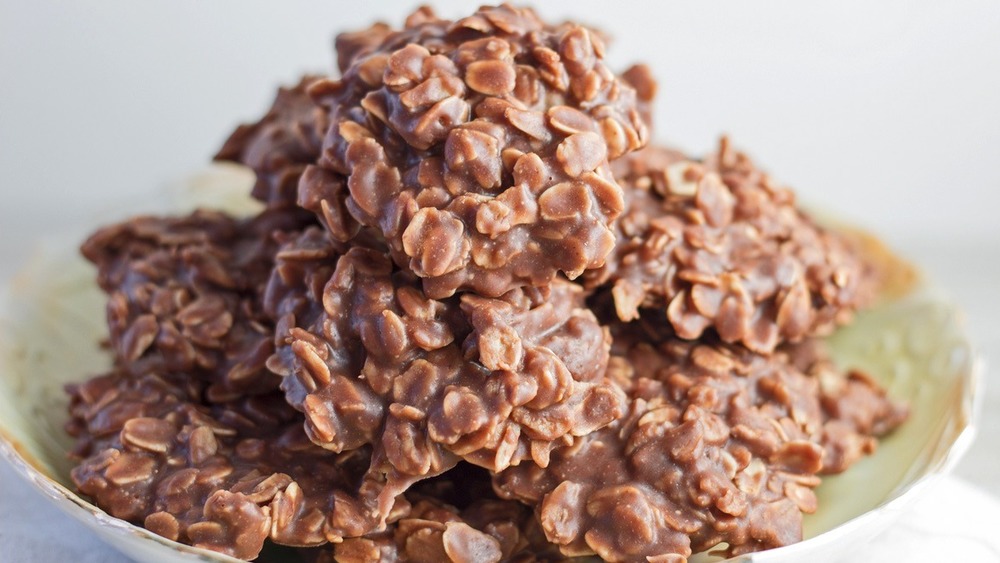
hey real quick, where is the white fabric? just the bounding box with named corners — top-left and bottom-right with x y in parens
top-left (1, 459), bottom-right (998, 562)
top-left (863, 477), bottom-right (1000, 562)
top-left (0, 459), bottom-right (131, 563)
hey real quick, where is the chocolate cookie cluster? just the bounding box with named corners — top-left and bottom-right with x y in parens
top-left (66, 4), bottom-right (905, 562)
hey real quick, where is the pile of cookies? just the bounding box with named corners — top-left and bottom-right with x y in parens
top-left (66, 5), bottom-right (906, 562)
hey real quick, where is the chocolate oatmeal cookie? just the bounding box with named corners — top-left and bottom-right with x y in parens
top-left (586, 140), bottom-right (875, 352)
top-left (300, 4), bottom-right (649, 298)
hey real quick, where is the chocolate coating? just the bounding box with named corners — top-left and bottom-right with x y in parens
top-left (215, 76), bottom-right (328, 209)
top-left (326, 465), bottom-right (567, 563)
top-left (303, 4), bottom-right (649, 298)
top-left (586, 140), bottom-right (875, 353)
top-left (493, 318), bottom-right (906, 561)
top-left (66, 371), bottom-right (381, 560)
top-left (264, 228), bottom-right (624, 530)
top-left (68, 362), bottom-right (571, 562)
top-left (81, 208), bottom-right (310, 401)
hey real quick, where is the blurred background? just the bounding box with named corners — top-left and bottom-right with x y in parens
top-left (3, 1), bottom-right (999, 245)
top-left (1, 0), bottom-right (998, 558)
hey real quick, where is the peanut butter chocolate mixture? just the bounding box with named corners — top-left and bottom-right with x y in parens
top-left (64, 4), bottom-right (908, 562)
top-left (67, 371), bottom-right (563, 562)
top-left (67, 372), bottom-right (377, 559)
top-left (324, 465), bottom-right (568, 563)
top-left (304, 4), bottom-right (649, 298)
top-left (330, 498), bottom-right (540, 563)
top-left (81, 208), bottom-right (310, 401)
top-left (264, 227), bottom-right (623, 528)
top-left (585, 141), bottom-right (874, 353)
top-left (493, 319), bottom-right (906, 561)
top-left (215, 76), bottom-right (329, 209)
